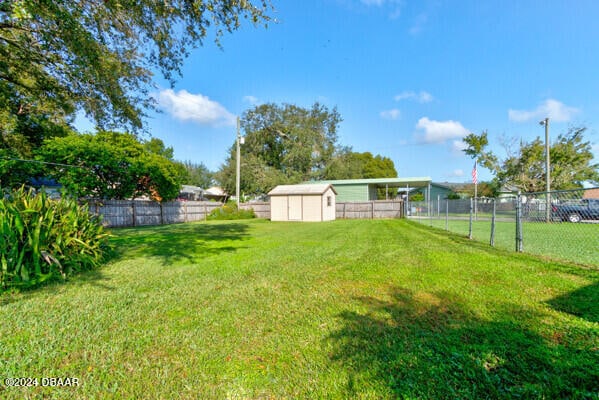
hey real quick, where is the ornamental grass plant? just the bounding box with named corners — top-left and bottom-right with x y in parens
top-left (0, 186), bottom-right (110, 290)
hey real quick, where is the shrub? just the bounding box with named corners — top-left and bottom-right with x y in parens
top-left (207, 201), bottom-right (256, 220)
top-left (0, 186), bottom-right (110, 290)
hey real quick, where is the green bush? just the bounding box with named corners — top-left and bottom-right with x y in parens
top-left (0, 186), bottom-right (110, 290)
top-left (207, 201), bottom-right (256, 220)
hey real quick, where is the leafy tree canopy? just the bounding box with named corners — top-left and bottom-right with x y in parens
top-left (216, 102), bottom-right (343, 195)
top-left (0, 0), bottom-right (272, 132)
top-left (181, 161), bottom-right (214, 188)
top-left (325, 149), bottom-right (397, 180)
top-left (40, 131), bottom-right (185, 201)
top-left (463, 127), bottom-right (599, 192)
top-left (144, 138), bottom-right (174, 161)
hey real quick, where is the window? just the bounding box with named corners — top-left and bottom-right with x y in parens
top-left (327, 196), bottom-right (332, 207)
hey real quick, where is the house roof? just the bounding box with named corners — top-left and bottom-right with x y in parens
top-left (181, 185), bottom-right (203, 193)
top-left (308, 177), bottom-right (432, 188)
top-left (204, 186), bottom-right (226, 196)
top-left (268, 183), bottom-right (337, 196)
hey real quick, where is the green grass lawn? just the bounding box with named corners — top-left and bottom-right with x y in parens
top-left (412, 217), bottom-right (599, 266)
top-left (1, 219), bottom-right (598, 399)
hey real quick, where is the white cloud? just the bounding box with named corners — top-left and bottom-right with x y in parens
top-left (158, 89), bottom-right (236, 126)
top-left (409, 12), bottom-right (429, 35)
top-left (394, 90), bottom-right (433, 103)
top-left (243, 95), bottom-right (261, 105)
top-left (380, 108), bottom-right (401, 120)
top-left (415, 117), bottom-right (469, 144)
top-left (508, 99), bottom-right (579, 123)
top-left (359, 0), bottom-right (404, 18)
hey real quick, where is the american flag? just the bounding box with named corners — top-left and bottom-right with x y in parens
top-left (471, 161), bottom-right (478, 185)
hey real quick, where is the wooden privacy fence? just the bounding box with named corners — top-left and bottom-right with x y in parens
top-left (243, 200), bottom-right (404, 220)
top-left (88, 199), bottom-right (405, 227)
top-left (88, 200), bottom-right (223, 227)
top-left (239, 202), bottom-right (270, 219)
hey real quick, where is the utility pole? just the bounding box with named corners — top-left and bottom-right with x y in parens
top-left (539, 117), bottom-right (550, 222)
top-left (235, 116), bottom-right (241, 210)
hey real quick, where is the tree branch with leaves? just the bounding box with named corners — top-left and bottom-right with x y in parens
top-left (0, 0), bottom-right (272, 132)
top-left (462, 127), bottom-right (598, 192)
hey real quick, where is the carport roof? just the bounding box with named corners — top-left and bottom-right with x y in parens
top-left (268, 184), bottom-right (337, 196)
top-left (309, 177), bottom-right (432, 188)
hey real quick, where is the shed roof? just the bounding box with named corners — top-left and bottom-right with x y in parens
top-left (268, 183), bottom-right (337, 196)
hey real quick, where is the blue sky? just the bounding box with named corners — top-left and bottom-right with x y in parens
top-left (111, 0), bottom-right (599, 183)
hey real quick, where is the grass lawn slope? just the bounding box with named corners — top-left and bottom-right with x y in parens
top-left (1, 219), bottom-right (597, 399)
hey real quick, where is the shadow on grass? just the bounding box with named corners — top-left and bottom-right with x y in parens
top-left (1, 268), bottom-right (114, 306)
top-left (108, 221), bottom-right (251, 266)
top-left (67, 267), bottom-right (114, 291)
top-left (327, 287), bottom-right (598, 399)
top-left (547, 282), bottom-right (599, 323)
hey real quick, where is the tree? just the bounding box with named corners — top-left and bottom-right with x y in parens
top-left (323, 147), bottom-right (364, 180)
top-left (144, 138), bottom-right (174, 160)
top-left (324, 150), bottom-right (397, 179)
top-left (40, 131), bottom-right (184, 201)
top-left (1, 1), bottom-right (271, 189)
top-left (0, 0), bottom-right (272, 132)
top-left (462, 130), bottom-right (498, 171)
top-left (463, 127), bottom-right (599, 192)
top-left (216, 102), bottom-right (343, 195)
top-left (0, 80), bottom-right (72, 188)
top-left (181, 161), bottom-right (214, 188)
top-left (547, 128), bottom-right (599, 189)
top-left (449, 182), bottom-right (498, 198)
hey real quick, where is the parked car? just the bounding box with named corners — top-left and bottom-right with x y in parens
top-left (552, 198), bottom-right (599, 222)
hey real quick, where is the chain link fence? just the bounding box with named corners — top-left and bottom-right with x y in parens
top-left (408, 187), bottom-right (599, 267)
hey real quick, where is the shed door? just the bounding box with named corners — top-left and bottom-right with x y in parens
top-left (288, 195), bottom-right (302, 220)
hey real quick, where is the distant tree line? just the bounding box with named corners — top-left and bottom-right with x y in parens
top-left (463, 128), bottom-right (598, 193)
top-left (216, 102), bottom-right (398, 197)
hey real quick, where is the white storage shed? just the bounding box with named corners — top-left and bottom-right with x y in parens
top-left (268, 184), bottom-right (337, 222)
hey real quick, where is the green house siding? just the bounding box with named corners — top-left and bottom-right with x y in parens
top-left (428, 185), bottom-right (453, 200)
top-left (333, 184), bottom-right (369, 202)
top-left (412, 183), bottom-right (454, 201)
top-left (306, 177), bottom-right (432, 202)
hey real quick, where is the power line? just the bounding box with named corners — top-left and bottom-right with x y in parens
top-left (0, 157), bottom-right (88, 169)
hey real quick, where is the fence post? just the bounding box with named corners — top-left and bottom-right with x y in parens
top-left (468, 198), bottom-right (473, 239)
top-left (204, 204), bottom-right (207, 221)
top-left (515, 192), bottom-right (523, 252)
top-left (445, 199), bottom-right (449, 231)
top-left (490, 198), bottom-right (496, 247)
top-left (132, 200), bottom-right (136, 227)
top-left (371, 201), bottom-right (374, 219)
top-left (160, 202), bottom-right (164, 225)
top-left (429, 199), bottom-right (433, 227)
